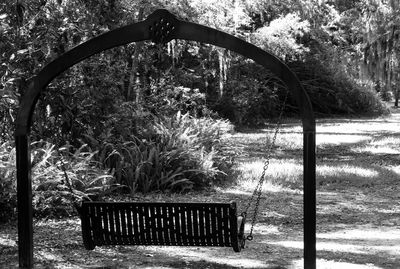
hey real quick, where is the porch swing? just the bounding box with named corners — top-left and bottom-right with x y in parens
top-left (69, 91), bottom-right (288, 252)
top-left (15, 9), bottom-right (316, 269)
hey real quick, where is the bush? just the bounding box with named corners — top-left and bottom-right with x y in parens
top-left (144, 82), bottom-right (213, 118)
top-left (211, 61), bottom-right (287, 127)
top-left (289, 59), bottom-right (388, 116)
top-left (89, 112), bottom-right (235, 193)
top-left (0, 140), bottom-right (117, 220)
top-left (31, 141), bottom-right (116, 217)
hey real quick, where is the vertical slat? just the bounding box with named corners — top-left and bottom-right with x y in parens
top-left (157, 205), bottom-right (165, 245)
top-left (108, 204), bottom-right (115, 244)
top-left (217, 206), bottom-right (224, 246)
top-left (114, 206), bottom-right (122, 244)
top-left (88, 205), bottom-right (94, 242)
top-left (137, 205), bottom-right (146, 244)
top-left (131, 205), bottom-right (139, 244)
top-left (186, 206), bottom-right (193, 245)
top-left (198, 206), bottom-right (206, 245)
top-left (211, 206), bottom-right (218, 246)
top-left (166, 205), bottom-right (174, 245)
top-left (192, 207), bottom-right (199, 245)
top-left (120, 206), bottom-right (129, 245)
top-left (101, 205), bottom-right (110, 245)
top-left (223, 205), bottom-right (230, 245)
top-left (134, 205), bottom-right (141, 243)
top-left (149, 205), bottom-right (157, 244)
top-left (204, 205), bottom-right (212, 246)
top-left (175, 206), bottom-right (183, 245)
top-left (94, 204), bottom-right (103, 245)
top-left (144, 206), bottom-right (152, 244)
top-left (125, 205), bottom-right (133, 244)
top-left (180, 206), bottom-right (187, 245)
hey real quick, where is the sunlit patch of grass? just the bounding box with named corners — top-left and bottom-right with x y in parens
top-left (234, 157), bottom-right (382, 192)
top-left (318, 227), bottom-right (400, 241)
top-left (274, 132), bottom-right (302, 150)
top-left (317, 164), bottom-right (378, 179)
top-left (0, 233), bottom-right (17, 247)
top-left (234, 158), bottom-right (303, 192)
top-left (389, 166), bottom-right (400, 176)
top-left (353, 136), bottom-right (400, 154)
top-left (370, 136), bottom-right (400, 146)
top-left (289, 258), bottom-right (385, 269)
top-left (250, 223), bottom-right (283, 236)
top-left (356, 146), bottom-right (400, 154)
top-left (317, 134), bottom-right (371, 146)
top-left (153, 246), bottom-right (268, 268)
top-left (230, 129), bottom-right (303, 151)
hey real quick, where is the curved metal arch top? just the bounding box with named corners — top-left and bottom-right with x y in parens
top-left (15, 9), bottom-right (316, 269)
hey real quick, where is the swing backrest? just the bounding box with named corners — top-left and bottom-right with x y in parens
top-left (79, 201), bottom-right (246, 252)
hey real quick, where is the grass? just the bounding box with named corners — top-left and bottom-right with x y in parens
top-left (231, 112), bottom-right (400, 193)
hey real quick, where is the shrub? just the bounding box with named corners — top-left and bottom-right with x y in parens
top-left (90, 112), bottom-right (235, 193)
top-left (0, 140), bottom-right (117, 220)
top-left (144, 83), bottom-right (212, 118)
top-left (289, 59), bottom-right (388, 116)
top-left (211, 61), bottom-right (287, 127)
top-left (31, 141), bottom-right (116, 217)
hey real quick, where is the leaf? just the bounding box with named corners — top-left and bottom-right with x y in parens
top-left (17, 49), bottom-right (29, 55)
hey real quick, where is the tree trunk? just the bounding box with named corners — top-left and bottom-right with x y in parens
top-left (218, 49), bottom-right (228, 98)
top-left (168, 40), bottom-right (176, 69)
top-left (128, 7), bottom-right (144, 103)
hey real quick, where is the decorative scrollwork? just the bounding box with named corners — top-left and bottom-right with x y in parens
top-left (147, 9), bottom-right (178, 44)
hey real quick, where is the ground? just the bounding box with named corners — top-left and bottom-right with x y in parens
top-left (1, 108), bottom-right (400, 269)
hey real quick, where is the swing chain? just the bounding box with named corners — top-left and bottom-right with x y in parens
top-left (243, 89), bottom-right (288, 241)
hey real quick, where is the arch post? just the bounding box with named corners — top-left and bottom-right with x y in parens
top-left (304, 130), bottom-right (316, 268)
top-left (16, 132), bottom-right (33, 268)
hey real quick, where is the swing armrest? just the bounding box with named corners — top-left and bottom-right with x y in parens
top-left (237, 214), bottom-right (246, 249)
top-left (231, 210), bottom-right (246, 252)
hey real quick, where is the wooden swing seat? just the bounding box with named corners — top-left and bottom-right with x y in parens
top-left (79, 201), bottom-right (246, 252)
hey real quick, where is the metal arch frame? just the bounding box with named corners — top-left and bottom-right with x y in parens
top-left (15, 9), bottom-right (316, 269)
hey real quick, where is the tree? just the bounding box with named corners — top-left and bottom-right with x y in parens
top-left (361, 0), bottom-right (400, 106)
top-left (253, 13), bottom-right (311, 61)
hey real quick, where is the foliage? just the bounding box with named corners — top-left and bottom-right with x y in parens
top-left (360, 0), bottom-right (400, 105)
top-left (253, 13), bottom-right (311, 61)
top-left (212, 60), bottom-right (287, 126)
top-left (33, 142), bottom-right (117, 218)
top-left (144, 81), bottom-right (211, 118)
top-left (0, 140), bottom-right (116, 221)
top-left (85, 112), bottom-right (235, 193)
top-left (290, 58), bottom-right (388, 116)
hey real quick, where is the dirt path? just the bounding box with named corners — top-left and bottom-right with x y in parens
top-left (1, 110), bottom-right (400, 268)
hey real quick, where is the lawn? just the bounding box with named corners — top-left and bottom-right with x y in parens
top-left (1, 110), bottom-right (399, 268)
